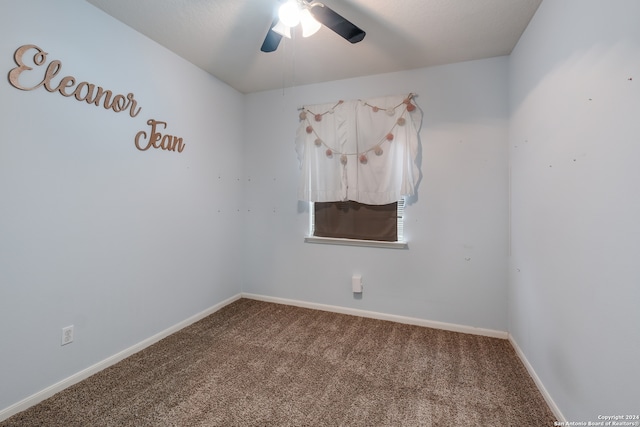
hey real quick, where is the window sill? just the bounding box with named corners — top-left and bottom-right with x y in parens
top-left (304, 236), bottom-right (408, 249)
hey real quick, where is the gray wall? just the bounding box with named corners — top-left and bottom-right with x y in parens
top-left (0, 0), bottom-right (245, 411)
top-left (508, 0), bottom-right (640, 420)
top-left (243, 57), bottom-right (510, 332)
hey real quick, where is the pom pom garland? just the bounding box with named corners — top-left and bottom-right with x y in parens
top-left (302, 94), bottom-right (416, 167)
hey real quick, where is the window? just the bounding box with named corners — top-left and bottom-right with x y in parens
top-left (306, 199), bottom-right (407, 248)
top-left (296, 94), bottom-right (418, 249)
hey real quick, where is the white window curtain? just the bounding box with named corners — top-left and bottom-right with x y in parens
top-left (295, 94), bottom-right (420, 205)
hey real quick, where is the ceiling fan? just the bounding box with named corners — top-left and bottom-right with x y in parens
top-left (261, 0), bottom-right (366, 52)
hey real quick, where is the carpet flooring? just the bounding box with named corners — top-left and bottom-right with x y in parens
top-left (1, 298), bottom-right (556, 426)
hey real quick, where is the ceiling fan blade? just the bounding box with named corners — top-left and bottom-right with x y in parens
top-left (309, 3), bottom-right (365, 44)
top-left (261, 18), bottom-right (283, 52)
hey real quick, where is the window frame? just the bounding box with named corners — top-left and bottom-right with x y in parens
top-left (304, 199), bottom-right (408, 249)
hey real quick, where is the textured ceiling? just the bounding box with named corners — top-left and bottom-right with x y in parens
top-left (85, 0), bottom-right (542, 94)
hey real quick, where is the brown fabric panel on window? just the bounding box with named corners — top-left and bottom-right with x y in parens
top-left (314, 201), bottom-right (397, 242)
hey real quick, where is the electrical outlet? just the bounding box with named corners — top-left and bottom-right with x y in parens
top-left (61, 325), bottom-right (74, 346)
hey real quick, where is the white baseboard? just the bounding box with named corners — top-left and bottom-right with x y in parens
top-left (246, 293), bottom-right (567, 418)
top-left (0, 293), bottom-right (242, 422)
top-left (2, 293), bottom-right (527, 422)
top-left (508, 334), bottom-right (566, 423)
top-left (242, 293), bottom-right (508, 339)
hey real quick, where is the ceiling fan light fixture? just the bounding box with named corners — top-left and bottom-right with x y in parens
top-left (272, 20), bottom-right (292, 39)
top-left (261, 0), bottom-right (365, 52)
top-left (300, 8), bottom-right (321, 37)
top-left (278, 0), bottom-right (301, 28)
